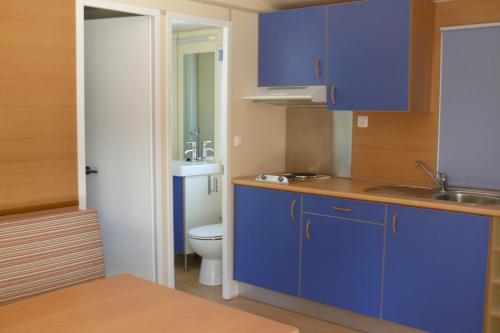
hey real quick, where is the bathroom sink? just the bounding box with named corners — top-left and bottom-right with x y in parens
top-left (172, 160), bottom-right (220, 177)
top-left (430, 191), bottom-right (500, 206)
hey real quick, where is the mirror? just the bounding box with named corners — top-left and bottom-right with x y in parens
top-left (183, 53), bottom-right (215, 157)
top-left (173, 27), bottom-right (222, 161)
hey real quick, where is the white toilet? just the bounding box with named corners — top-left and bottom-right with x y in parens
top-left (187, 223), bottom-right (223, 286)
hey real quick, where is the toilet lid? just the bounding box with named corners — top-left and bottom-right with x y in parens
top-left (188, 223), bottom-right (223, 240)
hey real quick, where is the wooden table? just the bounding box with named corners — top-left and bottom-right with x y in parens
top-left (0, 274), bottom-right (299, 333)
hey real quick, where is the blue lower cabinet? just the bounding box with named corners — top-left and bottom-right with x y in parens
top-left (173, 176), bottom-right (184, 254)
top-left (300, 214), bottom-right (384, 318)
top-left (383, 206), bottom-right (490, 333)
top-left (234, 186), bottom-right (301, 296)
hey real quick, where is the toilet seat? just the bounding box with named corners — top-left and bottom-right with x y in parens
top-left (188, 223), bottom-right (223, 241)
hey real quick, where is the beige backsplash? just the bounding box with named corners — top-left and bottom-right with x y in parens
top-left (285, 108), bottom-right (334, 175)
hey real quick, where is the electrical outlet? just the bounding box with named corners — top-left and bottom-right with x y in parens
top-left (357, 116), bottom-right (368, 128)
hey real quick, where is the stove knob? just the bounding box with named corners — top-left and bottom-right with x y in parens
top-left (261, 175), bottom-right (267, 180)
top-left (278, 176), bottom-right (284, 183)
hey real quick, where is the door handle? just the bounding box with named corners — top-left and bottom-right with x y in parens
top-left (392, 213), bottom-right (398, 236)
top-left (330, 84), bottom-right (336, 104)
top-left (290, 200), bottom-right (297, 221)
top-left (86, 166), bottom-right (98, 175)
top-left (306, 220), bottom-right (312, 240)
top-left (315, 59), bottom-right (321, 80)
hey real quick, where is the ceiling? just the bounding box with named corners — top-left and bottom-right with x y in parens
top-left (265, 0), bottom-right (352, 10)
top-left (191, 0), bottom-right (357, 12)
top-left (192, 0), bottom-right (445, 12)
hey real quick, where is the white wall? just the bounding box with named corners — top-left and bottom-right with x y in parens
top-left (230, 9), bottom-right (286, 177)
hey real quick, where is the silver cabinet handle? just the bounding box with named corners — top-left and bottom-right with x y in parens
top-left (290, 200), bottom-right (297, 221)
top-left (392, 213), bottom-right (398, 236)
top-left (332, 206), bottom-right (352, 213)
top-left (306, 220), bottom-right (312, 240)
top-left (315, 59), bottom-right (321, 80)
top-left (330, 84), bottom-right (336, 104)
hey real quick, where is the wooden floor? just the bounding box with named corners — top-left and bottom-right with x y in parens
top-left (175, 255), bottom-right (361, 333)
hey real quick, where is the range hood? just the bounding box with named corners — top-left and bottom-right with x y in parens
top-left (242, 86), bottom-right (326, 107)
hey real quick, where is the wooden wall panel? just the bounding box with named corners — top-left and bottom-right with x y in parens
top-left (352, 0), bottom-right (500, 185)
top-left (408, 0), bottom-right (435, 114)
top-left (0, 1), bottom-right (78, 214)
top-left (351, 111), bottom-right (438, 185)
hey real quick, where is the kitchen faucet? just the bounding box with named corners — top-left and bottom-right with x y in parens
top-left (416, 160), bottom-right (448, 192)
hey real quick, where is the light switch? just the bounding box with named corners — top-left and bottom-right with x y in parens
top-left (233, 136), bottom-right (243, 148)
top-left (357, 116), bottom-right (368, 128)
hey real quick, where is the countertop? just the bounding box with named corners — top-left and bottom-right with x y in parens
top-left (232, 176), bottom-right (500, 217)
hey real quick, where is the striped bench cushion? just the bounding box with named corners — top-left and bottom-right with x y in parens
top-left (0, 210), bottom-right (105, 305)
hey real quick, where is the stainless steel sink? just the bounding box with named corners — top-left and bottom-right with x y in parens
top-left (365, 185), bottom-right (500, 206)
top-left (430, 191), bottom-right (500, 205)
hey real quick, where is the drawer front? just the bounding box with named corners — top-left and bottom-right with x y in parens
top-left (303, 195), bottom-right (385, 224)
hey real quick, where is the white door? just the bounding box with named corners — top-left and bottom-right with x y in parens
top-left (84, 16), bottom-right (157, 281)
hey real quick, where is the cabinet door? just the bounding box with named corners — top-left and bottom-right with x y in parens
top-left (259, 6), bottom-right (326, 87)
top-left (384, 206), bottom-right (490, 333)
top-left (234, 186), bottom-right (301, 296)
top-left (327, 0), bottom-right (410, 111)
top-left (301, 214), bottom-right (384, 318)
top-left (173, 176), bottom-right (184, 254)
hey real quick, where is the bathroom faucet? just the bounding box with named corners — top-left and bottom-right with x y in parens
top-left (416, 160), bottom-right (448, 192)
top-left (185, 141), bottom-right (198, 161)
top-left (202, 141), bottom-right (214, 160)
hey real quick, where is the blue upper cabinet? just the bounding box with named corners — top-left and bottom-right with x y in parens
top-left (327, 0), bottom-right (411, 111)
top-left (259, 6), bottom-right (326, 87)
top-left (234, 186), bottom-right (301, 296)
top-left (383, 206), bottom-right (490, 333)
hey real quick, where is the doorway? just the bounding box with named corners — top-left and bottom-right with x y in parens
top-left (76, 1), bottom-right (163, 283)
top-left (166, 14), bottom-right (232, 299)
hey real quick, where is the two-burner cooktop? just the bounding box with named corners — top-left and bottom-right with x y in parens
top-left (255, 172), bottom-right (330, 184)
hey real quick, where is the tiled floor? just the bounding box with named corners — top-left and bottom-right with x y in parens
top-left (174, 255), bottom-right (361, 333)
